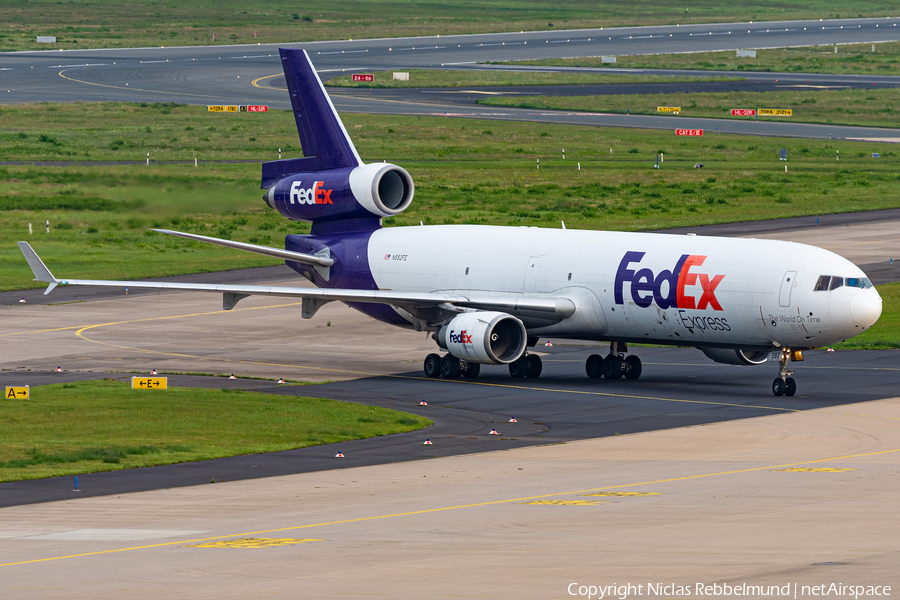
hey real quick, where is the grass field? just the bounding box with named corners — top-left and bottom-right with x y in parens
top-left (326, 70), bottom-right (741, 88)
top-left (0, 379), bottom-right (431, 482)
top-left (3, 104), bottom-right (900, 293)
top-left (512, 42), bottom-right (900, 77)
top-left (478, 86), bottom-right (900, 128)
top-left (1, 1), bottom-right (895, 52)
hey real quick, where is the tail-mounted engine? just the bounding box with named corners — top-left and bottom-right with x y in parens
top-left (438, 312), bottom-right (527, 365)
top-left (262, 162), bottom-right (414, 224)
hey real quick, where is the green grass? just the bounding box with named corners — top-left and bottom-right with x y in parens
top-left (0, 379), bottom-right (431, 482)
top-left (834, 282), bottom-right (900, 350)
top-left (1, 1), bottom-right (895, 52)
top-left (477, 87), bottom-right (900, 128)
top-left (511, 42), bottom-right (900, 77)
top-left (326, 69), bottom-right (742, 88)
top-left (4, 105), bottom-right (900, 295)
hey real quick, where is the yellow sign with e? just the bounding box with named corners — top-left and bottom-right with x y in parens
top-left (657, 106), bottom-right (681, 114)
top-left (5, 386), bottom-right (29, 399)
top-left (131, 377), bottom-right (167, 390)
top-left (759, 108), bottom-right (792, 116)
top-left (207, 105), bottom-right (239, 112)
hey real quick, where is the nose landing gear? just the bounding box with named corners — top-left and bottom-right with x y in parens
top-left (772, 348), bottom-right (797, 397)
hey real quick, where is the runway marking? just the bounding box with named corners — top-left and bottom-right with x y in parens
top-left (184, 537), bottom-right (321, 549)
top-left (0, 324), bottom-right (87, 338)
top-left (578, 492), bottom-right (662, 497)
top-left (251, 73), bottom-right (284, 90)
top-left (2, 446), bottom-right (896, 568)
top-left (517, 500), bottom-right (610, 505)
top-left (773, 467), bottom-right (856, 472)
top-left (56, 69), bottom-right (241, 101)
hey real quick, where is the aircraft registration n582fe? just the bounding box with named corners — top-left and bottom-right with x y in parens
top-left (19, 49), bottom-right (882, 397)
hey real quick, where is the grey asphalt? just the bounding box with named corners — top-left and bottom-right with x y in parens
top-left (2, 344), bottom-right (897, 508)
top-left (4, 18), bottom-right (900, 140)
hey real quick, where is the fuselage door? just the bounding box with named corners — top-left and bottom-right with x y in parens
top-left (779, 270), bottom-right (797, 307)
top-left (524, 256), bottom-right (541, 293)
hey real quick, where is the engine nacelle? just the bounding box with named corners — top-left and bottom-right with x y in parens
top-left (438, 311), bottom-right (527, 365)
top-left (263, 162), bottom-right (414, 224)
top-left (700, 347), bottom-right (770, 365)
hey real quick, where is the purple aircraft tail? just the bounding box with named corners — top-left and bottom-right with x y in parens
top-left (260, 49), bottom-right (413, 232)
top-left (260, 49), bottom-right (363, 189)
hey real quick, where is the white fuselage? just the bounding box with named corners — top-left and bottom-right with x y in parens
top-left (366, 225), bottom-right (882, 349)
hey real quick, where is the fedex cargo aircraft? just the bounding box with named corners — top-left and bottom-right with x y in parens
top-left (19, 49), bottom-right (882, 396)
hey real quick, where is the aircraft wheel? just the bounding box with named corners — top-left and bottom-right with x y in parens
top-left (602, 356), bottom-right (624, 379)
top-left (784, 377), bottom-right (797, 397)
top-left (772, 378), bottom-right (785, 397)
top-left (441, 355), bottom-right (461, 379)
top-left (525, 354), bottom-right (543, 379)
top-left (509, 356), bottom-right (528, 378)
top-left (623, 355), bottom-right (642, 380)
top-left (424, 353), bottom-right (442, 378)
top-left (462, 362), bottom-right (480, 379)
top-left (585, 354), bottom-right (604, 379)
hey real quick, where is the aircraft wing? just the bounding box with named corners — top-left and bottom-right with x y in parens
top-left (17, 241), bottom-right (575, 323)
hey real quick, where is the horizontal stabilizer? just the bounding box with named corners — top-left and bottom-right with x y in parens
top-left (152, 229), bottom-right (333, 267)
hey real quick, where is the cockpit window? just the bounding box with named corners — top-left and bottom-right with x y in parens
top-left (815, 276), bottom-right (873, 291)
top-left (846, 278), bottom-right (873, 289)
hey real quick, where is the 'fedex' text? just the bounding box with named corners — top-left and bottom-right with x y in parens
top-left (289, 181), bottom-right (333, 205)
top-left (615, 252), bottom-right (725, 311)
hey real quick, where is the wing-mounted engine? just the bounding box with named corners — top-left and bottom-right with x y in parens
top-left (437, 311), bottom-right (527, 365)
top-left (260, 48), bottom-right (414, 228)
top-left (700, 347), bottom-right (769, 365)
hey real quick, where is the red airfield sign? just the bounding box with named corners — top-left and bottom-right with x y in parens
top-left (676, 129), bottom-right (703, 136)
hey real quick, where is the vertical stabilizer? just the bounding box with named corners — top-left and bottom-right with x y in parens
top-left (284, 49), bottom-right (361, 165)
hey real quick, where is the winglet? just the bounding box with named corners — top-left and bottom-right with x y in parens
top-left (17, 242), bottom-right (59, 295)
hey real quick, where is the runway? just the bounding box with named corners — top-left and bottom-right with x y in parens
top-left (4, 18), bottom-right (900, 140)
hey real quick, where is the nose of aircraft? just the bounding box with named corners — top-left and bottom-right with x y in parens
top-left (850, 289), bottom-right (883, 329)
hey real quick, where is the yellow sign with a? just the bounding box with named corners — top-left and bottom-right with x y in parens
top-left (207, 105), bottom-right (239, 112)
top-left (131, 377), bottom-right (167, 390)
top-left (759, 108), bottom-right (792, 116)
top-left (657, 106), bottom-right (681, 114)
top-left (5, 386), bottom-right (29, 400)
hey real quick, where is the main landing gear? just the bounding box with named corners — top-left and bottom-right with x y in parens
top-left (423, 353), bottom-right (480, 379)
top-left (771, 348), bottom-right (797, 397)
top-left (508, 353), bottom-right (542, 379)
top-left (585, 342), bottom-right (642, 381)
top-left (422, 353), bottom-right (543, 379)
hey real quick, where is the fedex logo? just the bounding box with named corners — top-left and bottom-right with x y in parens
top-left (289, 181), bottom-right (333, 205)
top-left (449, 330), bottom-right (473, 345)
top-left (614, 251), bottom-right (725, 311)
